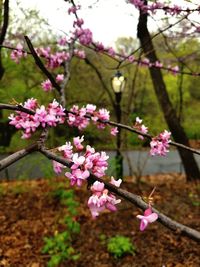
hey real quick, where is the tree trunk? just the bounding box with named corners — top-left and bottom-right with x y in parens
top-left (137, 1), bottom-right (200, 181)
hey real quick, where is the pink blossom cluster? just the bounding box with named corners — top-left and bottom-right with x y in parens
top-left (74, 49), bottom-right (86, 59)
top-left (68, 6), bottom-right (93, 46)
top-left (8, 98), bottom-right (65, 139)
top-left (68, 5), bottom-right (81, 15)
top-left (150, 130), bottom-right (171, 156)
top-left (10, 43), bottom-right (27, 64)
top-left (41, 74), bottom-right (64, 92)
top-left (67, 4), bottom-right (116, 57)
top-left (88, 177), bottom-right (122, 218)
top-left (133, 117), bottom-right (148, 140)
top-left (67, 104), bottom-right (110, 130)
top-left (41, 79), bottom-right (53, 92)
top-left (136, 206), bottom-right (158, 231)
top-left (129, 0), bottom-right (200, 16)
top-left (53, 136), bottom-right (109, 186)
top-left (127, 56), bottom-right (180, 76)
top-left (58, 37), bottom-right (68, 46)
top-left (37, 47), bottom-right (70, 69)
top-left (74, 28), bottom-right (93, 46)
top-left (73, 18), bottom-right (84, 28)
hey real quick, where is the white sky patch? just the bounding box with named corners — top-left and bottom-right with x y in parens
top-left (10, 0), bottom-right (200, 46)
top-left (10, 0), bottom-right (138, 46)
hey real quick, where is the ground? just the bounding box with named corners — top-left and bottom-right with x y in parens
top-left (0, 174), bottom-right (199, 267)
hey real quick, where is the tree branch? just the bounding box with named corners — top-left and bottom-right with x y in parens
top-left (0, 0), bottom-right (9, 79)
top-left (24, 35), bottom-right (62, 93)
top-left (0, 103), bottom-right (35, 114)
top-left (1, 102), bottom-right (200, 156)
top-left (0, 0), bottom-right (9, 45)
top-left (0, 143), bottom-right (38, 171)
top-left (59, 42), bottom-right (74, 107)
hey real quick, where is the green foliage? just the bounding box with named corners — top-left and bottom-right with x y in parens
top-left (107, 235), bottom-right (136, 258)
top-left (42, 185), bottom-right (80, 267)
top-left (107, 157), bottom-right (121, 177)
top-left (99, 234), bottom-right (106, 243)
top-left (42, 232), bottom-right (79, 267)
top-left (188, 192), bottom-right (200, 207)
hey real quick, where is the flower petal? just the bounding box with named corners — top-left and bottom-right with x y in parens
top-left (146, 213), bottom-right (158, 223)
top-left (140, 219), bottom-right (148, 231)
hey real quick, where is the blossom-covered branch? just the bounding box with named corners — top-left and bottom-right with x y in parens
top-left (1, 102), bottom-right (200, 156)
top-left (129, 0), bottom-right (200, 15)
top-left (39, 148), bottom-right (200, 243)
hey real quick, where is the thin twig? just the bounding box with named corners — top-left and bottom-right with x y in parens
top-left (118, 15), bottom-right (188, 69)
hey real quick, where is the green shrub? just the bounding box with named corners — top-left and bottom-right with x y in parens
top-left (42, 185), bottom-right (80, 266)
top-left (107, 235), bottom-right (136, 258)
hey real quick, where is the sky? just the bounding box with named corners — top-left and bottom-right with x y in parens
top-left (11, 0), bottom-right (137, 46)
top-left (10, 0), bottom-right (200, 46)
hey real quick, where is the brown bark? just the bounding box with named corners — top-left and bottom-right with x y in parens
top-left (0, 0), bottom-right (9, 79)
top-left (137, 1), bottom-right (200, 180)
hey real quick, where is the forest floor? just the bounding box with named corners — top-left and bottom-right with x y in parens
top-left (0, 174), bottom-right (199, 267)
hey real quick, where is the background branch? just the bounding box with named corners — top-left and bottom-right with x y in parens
top-left (24, 35), bottom-right (62, 94)
top-left (0, 0), bottom-right (9, 79)
top-left (0, 143), bottom-right (37, 170)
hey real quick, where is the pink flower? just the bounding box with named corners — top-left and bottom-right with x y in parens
top-left (75, 28), bottom-right (93, 45)
top-left (110, 176), bottom-right (122, 187)
top-left (53, 161), bottom-right (65, 174)
top-left (58, 37), bottom-right (67, 46)
top-left (110, 127), bottom-right (118, 136)
top-left (58, 141), bottom-right (73, 160)
top-left (171, 66), bottom-right (179, 75)
top-left (86, 104), bottom-right (96, 114)
top-left (73, 136), bottom-right (84, 150)
top-left (65, 168), bottom-right (90, 186)
top-left (74, 49), bottom-right (86, 59)
top-left (41, 79), bottom-right (53, 92)
top-left (95, 42), bottom-right (105, 52)
top-left (107, 47), bottom-right (115, 56)
top-left (136, 207), bottom-right (158, 231)
top-left (71, 153), bottom-right (85, 169)
top-left (10, 43), bottom-right (27, 63)
top-left (91, 181), bottom-right (105, 194)
top-left (73, 18), bottom-right (84, 28)
top-left (56, 74), bottom-right (64, 83)
top-left (68, 5), bottom-right (80, 14)
top-left (24, 98), bottom-right (38, 110)
top-left (97, 108), bottom-right (110, 121)
top-left (133, 117), bottom-right (148, 140)
top-left (138, 124), bottom-right (148, 140)
top-left (88, 178), bottom-right (121, 218)
top-left (150, 130), bottom-right (171, 156)
top-left (136, 117), bottom-right (142, 124)
top-left (128, 55), bottom-right (135, 63)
